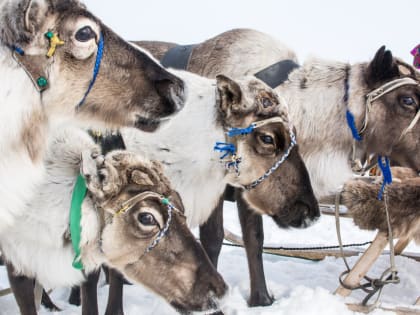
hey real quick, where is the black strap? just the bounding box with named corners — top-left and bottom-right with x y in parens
top-left (161, 44), bottom-right (196, 70)
top-left (88, 130), bottom-right (126, 154)
top-left (254, 59), bottom-right (300, 88)
top-left (161, 44), bottom-right (298, 89)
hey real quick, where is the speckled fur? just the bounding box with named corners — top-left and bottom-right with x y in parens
top-left (342, 168), bottom-right (420, 244)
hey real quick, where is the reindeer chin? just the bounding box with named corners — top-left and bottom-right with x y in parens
top-left (134, 116), bottom-right (161, 132)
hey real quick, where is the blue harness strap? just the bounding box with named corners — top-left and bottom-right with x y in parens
top-left (77, 33), bottom-right (104, 108)
top-left (377, 156), bottom-right (393, 200)
top-left (214, 142), bottom-right (236, 159)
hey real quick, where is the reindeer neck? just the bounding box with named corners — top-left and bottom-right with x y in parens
top-left (276, 58), bottom-right (369, 197)
top-left (122, 71), bottom-right (227, 228)
top-left (79, 197), bottom-right (108, 273)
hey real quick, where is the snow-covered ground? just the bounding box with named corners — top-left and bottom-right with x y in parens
top-left (1, 201), bottom-right (419, 315)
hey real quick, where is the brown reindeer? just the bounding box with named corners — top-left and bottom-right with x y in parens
top-left (2, 127), bottom-right (227, 315)
top-left (0, 0), bottom-right (185, 235)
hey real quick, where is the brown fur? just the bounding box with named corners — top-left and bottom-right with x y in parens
top-left (342, 168), bottom-right (420, 244)
top-left (2, 0), bottom-right (185, 132)
top-left (20, 108), bottom-right (47, 162)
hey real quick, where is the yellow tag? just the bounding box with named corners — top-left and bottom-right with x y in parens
top-left (46, 33), bottom-right (65, 58)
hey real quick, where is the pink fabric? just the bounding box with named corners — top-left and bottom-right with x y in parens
top-left (411, 44), bottom-right (420, 69)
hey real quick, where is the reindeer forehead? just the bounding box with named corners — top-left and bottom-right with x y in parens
top-left (241, 78), bottom-right (289, 113)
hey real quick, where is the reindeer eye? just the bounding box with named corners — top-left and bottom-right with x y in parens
top-left (401, 96), bottom-right (416, 107)
top-left (75, 26), bottom-right (96, 42)
top-left (261, 97), bottom-right (273, 108)
top-left (137, 213), bottom-right (157, 226)
top-left (260, 135), bottom-right (274, 145)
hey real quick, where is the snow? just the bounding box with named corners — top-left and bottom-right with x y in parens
top-left (1, 202), bottom-right (419, 315)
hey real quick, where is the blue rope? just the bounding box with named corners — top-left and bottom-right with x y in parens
top-left (77, 33), bottom-right (104, 108)
top-left (226, 124), bottom-right (255, 137)
top-left (12, 45), bottom-right (25, 56)
top-left (214, 142), bottom-right (236, 159)
top-left (377, 155), bottom-right (393, 200)
top-left (346, 110), bottom-right (362, 141)
top-left (343, 67), bottom-right (362, 142)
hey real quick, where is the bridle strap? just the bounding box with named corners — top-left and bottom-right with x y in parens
top-left (116, 191), bottom-right (173, 215)
top-left (115, 191), bottom-right (183, 255)
top-left (252, 116), bottom-right (288, 129)
top-left (77, 33), bottom-right (104, 108)
top-left (244, 126), bottom-right (296, 190)
top-left (360, 77), bottom-right (419, 135)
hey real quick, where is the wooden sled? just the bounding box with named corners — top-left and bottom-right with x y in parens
top-left (332, 175), bottom-right (420, 309)
top-left (223, 229), bottom-right (420, 262)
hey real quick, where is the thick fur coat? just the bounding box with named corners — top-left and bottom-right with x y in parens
top-left (342, 169), bottom-right (420, 244)
top-left (0, 0), bottom-right (185, 233)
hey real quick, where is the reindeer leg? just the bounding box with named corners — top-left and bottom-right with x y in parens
top-left (335, 232), bottom-right (388, 297)
top-left (105, 268), bottom-right (125, 315)
top-left (81, 270), bottom-right (100, 315)
top-left (41, 289), bottom-right (60, 311)
top-left (6, 262), bottom-right (37, 315)
top-left (200, 194), bottom-right (224, 268)
top-left (237, 191), bottom-right (273, 307)
top-left (68, 286), bottom-right (81, 306)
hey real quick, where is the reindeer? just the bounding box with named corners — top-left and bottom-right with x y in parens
top-left (81, 67), bottom-right (317, 314)
top-left (135, 28), bottom-right (420, 306)
top-left (1, 126), bottom-right (227, 315)
top-left (0, 0), bottom-right (185, 234)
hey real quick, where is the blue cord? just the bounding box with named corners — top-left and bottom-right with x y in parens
top-left (12, 45), bottom-right (25, 56)
top-left (77, 33), bottom-right (104, 108)
top-left (377, 155), bottom-right (393, 200)
top-left (214, 142), bottom-right (236, 159)
top-left (227, 124), bottom-right (255, 137)
top-left (346, 110), bottom-right (362, 141)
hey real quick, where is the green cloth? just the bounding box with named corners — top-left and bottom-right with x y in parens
top-left (70, 174), bottom-right (87, 270)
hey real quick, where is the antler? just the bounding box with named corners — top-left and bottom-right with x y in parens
top-left (80, 149), bottom-right (123, 200)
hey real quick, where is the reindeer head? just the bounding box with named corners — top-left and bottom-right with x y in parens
top-left (360, 46), bottom-right (420, 171)
top-left (216, 75), bottom-right (319, 228)
top-left (0, 0), bottom-right (184, 130)
top-left (81, 151), bottom-right (227, 313)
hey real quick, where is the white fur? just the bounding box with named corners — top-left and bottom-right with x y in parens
top-left (0, 127), bottom-right (103, 288)
top-left (122, 70), bottom-right (227, 228)
top-left (278, 59), bottom-right (367, 197)
top-left (0, 45), bottom-right (48, 232)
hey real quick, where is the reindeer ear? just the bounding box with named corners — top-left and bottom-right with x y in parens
top-left (131, 170), bottom-right (154, 186)
top-left (216, 74), bottom-right (243, 114)
top-left (365, 46), bottom-right (399, 86)
top-left (0, 0), bottom-right (49, 46)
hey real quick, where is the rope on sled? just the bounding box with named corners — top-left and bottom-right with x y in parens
top-left (335, 187), bottom-right (400, 308)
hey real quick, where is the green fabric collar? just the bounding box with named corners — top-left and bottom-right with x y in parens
top-left (70, 174), bottom-right (87, 270)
